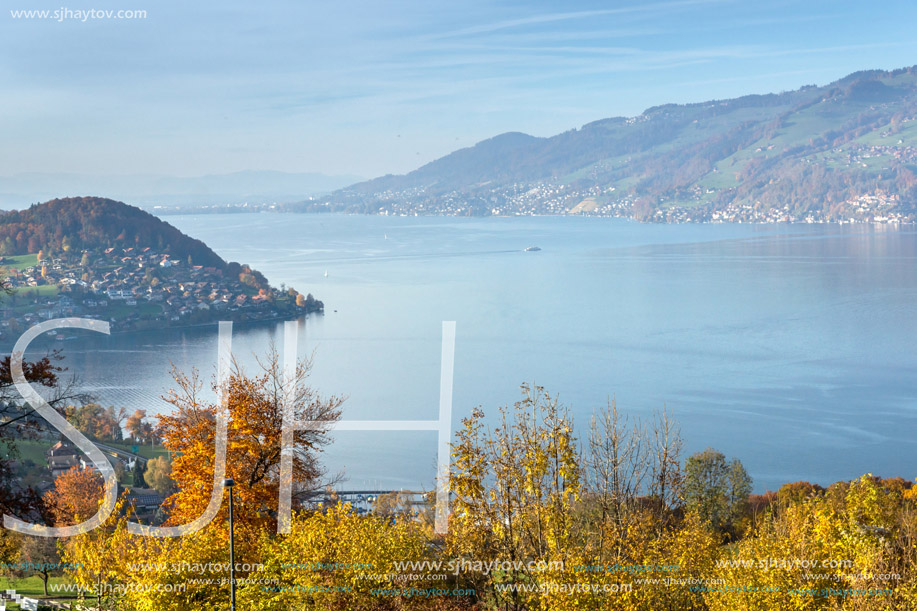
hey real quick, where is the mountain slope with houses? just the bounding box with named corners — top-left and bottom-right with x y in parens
top-left (0, 197), bottom-right (321, 338)
top-left (297, 66), bottom-right (917, 223)
top-left (0, 197), bottom-right (225, 267)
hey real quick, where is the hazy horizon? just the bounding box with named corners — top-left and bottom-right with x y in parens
top-left (0, 169), bottom-right (364, 210)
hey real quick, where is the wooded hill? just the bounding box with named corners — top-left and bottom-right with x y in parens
top-left (0, 197), bottom-right (226, 268)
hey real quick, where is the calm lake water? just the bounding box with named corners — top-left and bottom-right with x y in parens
top-left (19, 214), bottom-right (917, 493)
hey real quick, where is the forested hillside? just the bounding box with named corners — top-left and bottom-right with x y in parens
top-left (0, 197), bottom-right (226, 268)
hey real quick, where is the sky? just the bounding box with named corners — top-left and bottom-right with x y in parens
top-left (2, 0), bottom-right (917, 180)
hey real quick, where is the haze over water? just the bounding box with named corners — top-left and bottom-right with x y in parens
top-left (22, 214), bottom-right (917, 493)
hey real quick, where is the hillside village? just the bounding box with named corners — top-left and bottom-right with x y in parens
top-left (0, 246), bottom-right (322, 340)
top-left (324, 178), bottom-right (914, 224)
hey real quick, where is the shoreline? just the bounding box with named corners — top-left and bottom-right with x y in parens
top-left (155, 208), bottom-right (917, 226)
top-left (0, 309), bottom-right (323, 352)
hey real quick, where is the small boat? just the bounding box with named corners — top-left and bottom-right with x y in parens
top-left (524, 246), bottom-right (542, 252)
top-left (324, 270), bottom-right (328, 278)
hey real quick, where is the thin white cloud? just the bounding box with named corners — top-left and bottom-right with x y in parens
top-left (429, 0), bottom-right (729, 40)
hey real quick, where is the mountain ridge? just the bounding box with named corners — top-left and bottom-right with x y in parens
top-left (296, 65), bottom-right (917, 222)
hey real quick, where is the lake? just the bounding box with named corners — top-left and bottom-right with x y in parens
top-left (19, 214), bottom-right (917, 493)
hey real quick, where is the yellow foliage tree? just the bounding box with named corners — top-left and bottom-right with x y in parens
top-left (705, 474), bottom-right (917, 610)
top-left (237, 503), bottom-right (447, 610)
top-left (450, 384), bottom-right (582, 610)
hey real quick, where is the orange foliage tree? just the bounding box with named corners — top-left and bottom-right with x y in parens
top-left (44, 466), bottom-right (104, 526)
top-left (156, 348), bottom-right (343, 547)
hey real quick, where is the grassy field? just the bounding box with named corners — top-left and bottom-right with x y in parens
top-left (138, 445), bottom-right (169, 460)
top-left (662, 197), bottom-right (708, 210)
top-left (9, 285), bottom-right (60, 303)
top-left (0, 575), bottom-right (80, 601)
top-left (0, 439), bottom-right (49, 464)
top-left (29, 285), bottom-right (59, 297)
top-left (699, 164), bottom-right (741, 190)
top-left (852, 117), bottom-right (917, 147)
top-left (567, 198), bottom-right (598, 213)
top-left (1, 254), bottom-right (39, 270)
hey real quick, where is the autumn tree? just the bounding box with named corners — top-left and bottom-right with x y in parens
top-left (684, 447), bottom-right (752, 537)
top-left (650, 406), bottom-right (684, 512)
top-left (157, 346), bottom-right (343, 544)
top-left (59, 497), bottom-right (141, 611)
top-left (585, 398), bottom-right (648, 534)
top-left (15, 532), bottom-right (61, 596)
top-left (0, 528), bottom-right (17, 568)
top-left (450, 384), bottom-right (581, 610)
top-left (65, 403), bottom-right (126, 441)
top-left (238, 503), bottom-right (443, 611)
top-left (125, 409), bottom-right (153, 443)
top-left (774, 480), bottom-right (825, 509)
top-left (450, 387), bottom-right (720, 610)
top-left (707, 474), bottom-right (917, 610)
top-left (44, 466), bottom-right (105, 526)
top-left (373, 491), bottom-right (416, 518)
top-left (56, 347), bottom-right (348, 610)
top-left (144, 456), bottom-right (174, 496)
top-left (125, 408), bottom-right (145, 441)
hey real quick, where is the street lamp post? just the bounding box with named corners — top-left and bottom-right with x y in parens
top-left (224, 478), bottom-right (236, 611)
